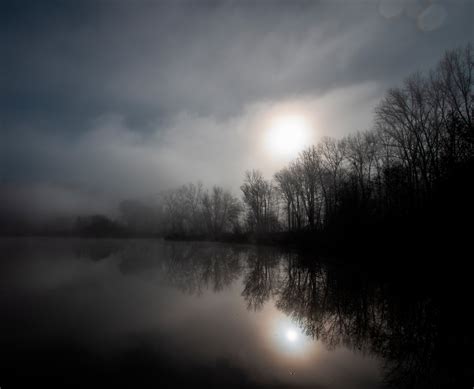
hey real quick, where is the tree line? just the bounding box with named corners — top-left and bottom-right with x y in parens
top-left (159, 44), bottom-right (473, 247)
top-left (4, 44), bottom-right (471, 246)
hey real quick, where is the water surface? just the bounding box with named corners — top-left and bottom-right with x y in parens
top-left (0, 238), bottom-right (471, 388)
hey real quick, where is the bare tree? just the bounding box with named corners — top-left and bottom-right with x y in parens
top-left (294, 146), bottom-right (325, 230)
top-left (274, 166), bottom-right (305, 231)
top-left (161, 182), bottom-right (203, 235)
top-left (317, 137), bottom-right (347, 222)
top-left (437, 44), bottom-right (473, 143)
top-left (240, 170), bottom-right (278, 233)
top-left (201, 186), bottom-right (241, 237)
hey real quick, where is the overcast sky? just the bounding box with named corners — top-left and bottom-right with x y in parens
top-left (1, 0), bottom-right (473, 218)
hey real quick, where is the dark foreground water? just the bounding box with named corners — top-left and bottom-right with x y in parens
top-left (0, 238), bottom-right (472, 388)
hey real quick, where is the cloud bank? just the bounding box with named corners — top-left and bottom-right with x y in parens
top-left (1, 0), bottom-right (472, 217)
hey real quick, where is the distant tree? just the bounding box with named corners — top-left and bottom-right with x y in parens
top-left (161, 182), bottom-right (203, 236)
top-left (75, 215), bottom-right (124, 237)
top-left (201, 186), bottom-right (242, 237)
top-left (240, 170), bottom-right (279, 233)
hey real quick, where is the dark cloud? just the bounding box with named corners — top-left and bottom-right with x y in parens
top-left (1, 0), bottom-right (472, 215)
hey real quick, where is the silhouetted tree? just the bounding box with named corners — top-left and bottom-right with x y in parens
top-left (201, 186), bottom-right (242, 238)
top-left (240, 170), bottom-right (279, 233)
top-left (243, 43), bottom-right (474, 247)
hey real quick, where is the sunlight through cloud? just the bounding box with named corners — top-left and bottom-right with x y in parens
top-left (286, 328), bottom-right (298, 342)
top-left (265, 113), bottom-right (311, 158)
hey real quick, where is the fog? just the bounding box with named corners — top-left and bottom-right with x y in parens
top-left (1, 0), bottom-right (473, 221)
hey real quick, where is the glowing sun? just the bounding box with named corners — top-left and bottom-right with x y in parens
top-left (266, 114), bottom-right (311, 157)
top-left (286, 329), bottom-right (298, 342)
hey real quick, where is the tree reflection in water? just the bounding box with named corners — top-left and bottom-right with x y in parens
top-left (120, 241), bottom-right (245, 295)
top-left (120, 241), bottom-right (472, 389)
top-left (241, 247), bottom-right (283, 311)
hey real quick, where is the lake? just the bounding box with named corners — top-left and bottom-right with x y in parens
top-left (0, 238), bottom-right (472, 388)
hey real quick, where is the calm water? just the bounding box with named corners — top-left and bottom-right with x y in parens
top-left (0, 238), bottom-right (472, 388)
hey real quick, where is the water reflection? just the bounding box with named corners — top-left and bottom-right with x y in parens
top-left (242, 247), bottom-right (283, 311)
top-left (115, 240), bottom-right (474, 387)
top-left (271, 315), bottom-right (312, 356)
top-left (0, 238), bottom-right (472, 388)
top-left (120, 241), bottom-right (245, 294)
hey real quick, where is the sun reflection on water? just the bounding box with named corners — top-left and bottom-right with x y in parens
top-left (270, 315), bottom-right (311, 355)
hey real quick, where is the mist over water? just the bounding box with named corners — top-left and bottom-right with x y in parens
top-left (1, 238), bottom-right (472, 388)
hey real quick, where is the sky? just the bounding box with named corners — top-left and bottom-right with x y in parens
top-left (1, 0), bottom-right (473, 219)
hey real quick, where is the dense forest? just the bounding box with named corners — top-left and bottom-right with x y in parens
top-left (2, 44), bottom-right (473, 261)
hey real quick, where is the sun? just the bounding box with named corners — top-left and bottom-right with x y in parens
top-left (265, 114), bottom-right (311, 157)
top-left (286, 329), bottom-right (298, 342)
